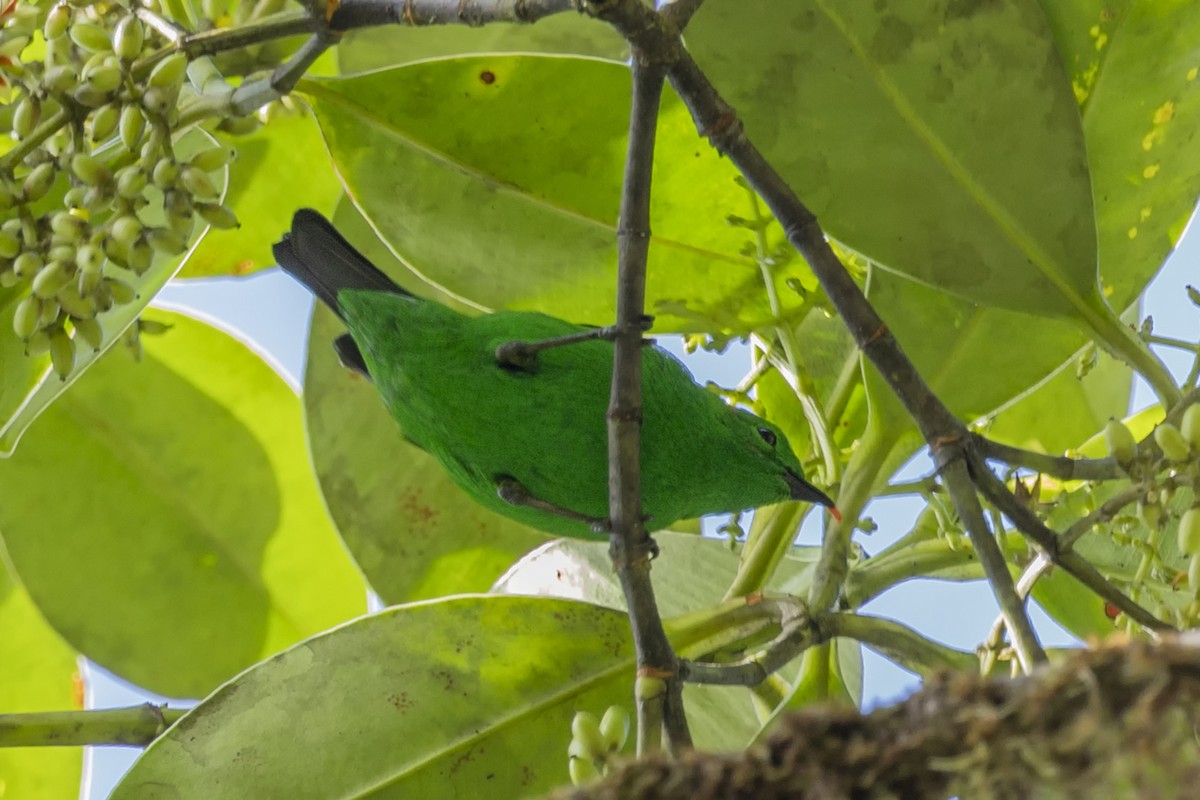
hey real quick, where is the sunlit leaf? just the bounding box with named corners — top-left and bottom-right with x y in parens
top-left (0, 310), bottom-right (365, 697)
top-left (688, 0), bottom-right (1099, 320)
top-left (113, 596), bottom-right (632, 800)
top-left (0, 558), bottom-right (81, 798)
top-left (298, 55), bottom-right (817, 333)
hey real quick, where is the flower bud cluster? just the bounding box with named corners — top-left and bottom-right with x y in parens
top-left (1, 0), bottom-right (239, 378)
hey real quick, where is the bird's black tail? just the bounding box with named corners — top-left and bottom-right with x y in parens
top-left (272, 209), bottom-right (411, 315)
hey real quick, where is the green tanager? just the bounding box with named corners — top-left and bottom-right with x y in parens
top-left (274, 209), bottom-right (838, 539)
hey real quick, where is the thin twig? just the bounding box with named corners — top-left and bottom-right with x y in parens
top-left (938, 453), bottom-right (1048, 670)
top-left (330, 0), bottom-right (575, 29)
top-left (974, 434), bottom-right (1122, 481)
top-left (606, 53), bottom-right (691, 752)
top-left (968, 450), bottom-right (1170, 631)
top-left (0, 704), bottom-right (186, 748)
top-left (681, 595), bottom-right (819, 686)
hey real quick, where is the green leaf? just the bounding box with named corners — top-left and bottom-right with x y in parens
top-left (338, 11), bottom-right (627, 73)
top-left (113, 596), bottom-right (633, 800)
top-left (178, 112), bottom-right (342, 277)
top-left (1040, 1), bottom-right (1200, 309)
top-left (860, 264), bottom-right (1090, 481)
top-left (985, 330), bottom-right (1133, 455)
top-left (0, 558), bottom-right (81, 798)
top-left (687, 0), bottom-right (1100, 320)
top-left (0, 130), bottom-right (225, 455)
top-left (306, 299), bottom-right (547, 603)
top-left (298, 55), bottom-right (818, 333)
top-left (0, 310), bottom-right (365, 697)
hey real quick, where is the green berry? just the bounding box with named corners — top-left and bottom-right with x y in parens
top-left (84, 64), bottom-right (122, 94)
top-left (89, 103), bottom-right (120, 141)
top-left (570, 712), bottom-right (606, 760)
top-left (568, 756), bottom-right (599, 787)
top-left (0, 36), bottom-right (31, 59)
top-left (48, 245), bottom-right (76, 266)
top-left (1179, 508), bottom-right (1200, 556)
top-left (109, 215), bottom-right (143, 247)
top-left (71, 317), bottom-right (102, 350)
top-left (44, 4), bottom-right (71, 40)
top-left (49, 328), bottom-right (74, 379)
top-left (196, 202), bottom-right (238, 230)
top-left (32, 261), bottom-right (73, 298)
top-left (25, 330), bottom-right (51, 357)
top-left (149, 53), bottom-right (188, 89)
top-left (0, 229), bottom-right (20, 259)
top-left (168, 211), bottom-right (194, 239)
top-left (113, 15), bottom-right (144, 61)
top-left (189, 146), bottom-right (235, 173)
top-left (56, 285), bottom-right (96, 319)
top-left (104, 277), bottom-right (136, 304)
top-left (49, 212), bottom-right (85, 242)
top-left (1182, 403), bottom-right (1200, 452)
top-left (127, 242), bottom-right (153, 274)
top-left (119, 104), bottom-right (146, 151)
top-left (13, 95), bottom-right (40, 139)
top-left (22, 162), bottom-right (56, 202)
top-left (146, 227), bottom-right (185, 255)
top-left (69, 22), bottom-right (111, 53)
top-left (138, 319), bottom-right (172, 335)
top-left (1190, 553), bottom-right (1200, 596)
top-left (1155, 423), bottom-right (1190, 463)
top-left (151, 158), bottom-right (179, 189)
top-left (180, 166), bottom-right (218, 199)
top-left (13, 295), bottom-right (41, 338)
top-left (140, 85), bottom-right (173, 116)
top-left (72, 84), bottom-right (111, 108)
top-left (38, 298), bottom-right (62, 328)
top-left (71, 153), bottom-right (112, 187)
top-left (598, 706), bottom-right (629, 752)
top-left (13, 252), bottom-right (42, 279)
top-left (1104, 418), bottom-right (1137, 466)
top-left (115, 165), bottom-right (147, 199)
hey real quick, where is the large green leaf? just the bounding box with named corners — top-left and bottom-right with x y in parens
top-left (298, 55), bottom-right (817, 333)
top-left (0, 310), bottom-right (365, 697)
top-left (0, 130), bottom-right (226, 455)
top-left (687, 0), bottom-right (1100, 321)
top-left (0, 558), bottom-right (81, 798)
top-left (305, 298), bottom-right (547, 603)
top-left (1040, 1), bottom-right (1200, 309)
top-left (179, 112), bottom-right (342, 277)
top-left (113, 596), bottom-right (632, 800)
top-left (339, 11), bottom-right (626, 73)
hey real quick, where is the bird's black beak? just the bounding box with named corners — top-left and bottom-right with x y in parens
top-left (784, 468), bottom-right (842, 522)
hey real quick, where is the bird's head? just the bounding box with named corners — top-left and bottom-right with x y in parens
top-left (730, 410), bottom-right (841, 522)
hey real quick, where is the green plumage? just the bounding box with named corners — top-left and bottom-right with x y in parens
top-left (275, 210), bottom-right (836, 540)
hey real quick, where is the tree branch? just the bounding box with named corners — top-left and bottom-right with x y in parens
top-left (0, 704), bottom-right (186, 748)
top-left (938, 451), bottom-right (1047, 669)
top-left (968, 449), bottom-right (1170, 632)
top-left (605, 49), bottom-right (690, 751)
top-left (330, 0), bottom-right (576, 30)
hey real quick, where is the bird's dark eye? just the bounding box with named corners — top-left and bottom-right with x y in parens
top-left (757, 427), bottom-right (777, 447)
